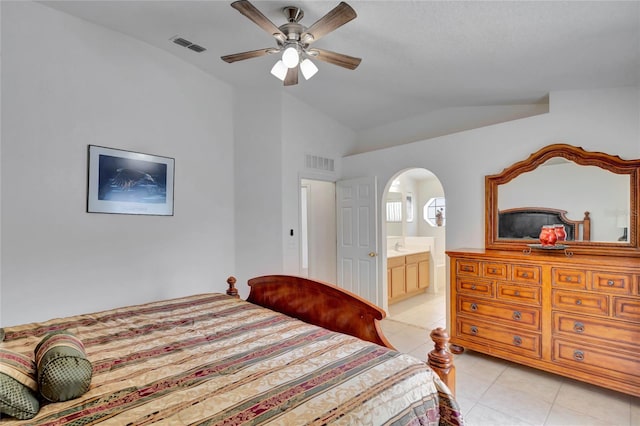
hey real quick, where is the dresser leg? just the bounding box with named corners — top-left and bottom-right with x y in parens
top-left (449, 344), bottom-right (465, 355)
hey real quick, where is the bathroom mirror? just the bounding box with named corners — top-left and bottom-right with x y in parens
top-left (485, 144), bottom-right (640, 256)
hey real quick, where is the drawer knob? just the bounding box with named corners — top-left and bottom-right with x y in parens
top-left (470, 326), bottom-right (478, 335)
top-left (573, 350), bottom-right (585, 361)
top-left (470, 303), bottom-right (478, 311)
top-left (522, 272), bottom-right (529, 278)
top-left (512, 311), bottom-right (522, 321)
top-left (490, 268), bottom-right (497, 274)
top-left (462, 266), bottom-right (472, 271)
top-left (513, 336), bottom-right (522, 346)
top-left (514, 290), bottom-right (520, 296)
top-left (607, 280), bottom-right (615, 286)
top-left (471, 285), bottom-right (477, 290)
top-left (576, 299), bottom-right (582, 305)
top-left (573, 322), bottom-right (585, 333)
top-left (566, 276), bottom-right (572, 282)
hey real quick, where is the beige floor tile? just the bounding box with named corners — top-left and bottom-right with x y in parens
top-left (379, 318), bottom-right (409, 336)
top-left (456, 351), bottom-right (509, 383)
top-left (464, 402), bottom-right (535, 426)
top-left (554, 380), bottom-right (631, 425)
top-left (407, 342), bottom-right (431, 362)
top-left (544, 404), bottom-right (620, 426)
top-left (454, 394), bottom-right (476, 417)
top-left (384, 327), bottom-right (428, 354)
top-left (388, 291), bottom-right (447, 330)
top-left (455, 370), bottom-right (495, 402)
top-left (481, 382), bottom-right (552, 425)
top-left (631, 401), bottom-right (639, 426)
top-left (494, 364), bottom-right (562, 403)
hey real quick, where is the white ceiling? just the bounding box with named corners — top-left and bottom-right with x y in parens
top-left (41, 1), bottom-right (640, 134)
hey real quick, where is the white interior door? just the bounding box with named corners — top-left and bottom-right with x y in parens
top-left (336, 176), bottom-right (379, 304)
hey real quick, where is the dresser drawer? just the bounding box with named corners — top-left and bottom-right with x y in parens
top-left (552, 290), bottom-right (609, 316)
top-left (512, 264), bottom-right (541, 285)
top-left (482, 262), bottom-right (508, 280)
top-left (458, 296), bottom-right (540, 329)
top-left (456, 260), bottom-right (480, 276)
top-left (553, 339), bottom-right (640, 385)
top-left (553, 312), bottom-right (639, 349)
top-left (613, 296), bottom-right (640, 321)
top-left (497, 283), bottom-right (541, 306)
top-left (552, 268), bottom-right (587, 290)
top-left (591, 272), bottom-right (632, 294)
top-left (457, 318), bottom-right (541, 358)
top-left (457, 278), bottom-right (494, 298)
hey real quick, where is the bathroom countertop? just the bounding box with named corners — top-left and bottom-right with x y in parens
top-left (387, 248), bottom-right (430, 258)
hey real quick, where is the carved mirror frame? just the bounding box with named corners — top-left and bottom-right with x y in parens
top-left (485, 144), bottom-right (640, 256)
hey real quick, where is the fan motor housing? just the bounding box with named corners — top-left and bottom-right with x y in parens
top-left (283, 6), bottom-right (303, 23)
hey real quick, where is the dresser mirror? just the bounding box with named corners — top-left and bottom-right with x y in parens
top-left (485, 144), bottom-right (640, 256)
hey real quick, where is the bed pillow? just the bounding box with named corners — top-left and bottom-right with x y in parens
top-left (0, 349), bottom-right (40, 419)
top-left (35, 331), bottom-right (92, 402)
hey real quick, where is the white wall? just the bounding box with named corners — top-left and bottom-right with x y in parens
top-left (1, 1), bottom-right (235, 325)
top-left (279, 94), bottom-right (356, 281)
top-left (232, 88), bottom-right (284, 297)
top-left (230, 86), bottom-right (356, 298)
top-left (416, 177), bottom-right (446, 292)
top-left (342, 87), bottom-right (640, 313)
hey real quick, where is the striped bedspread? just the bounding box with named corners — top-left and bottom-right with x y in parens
top-left (0, 294), bottom-right (463, 425)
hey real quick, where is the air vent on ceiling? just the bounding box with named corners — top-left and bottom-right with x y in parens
top-left (305, 155), bottom-right (335, 172)
top-left (170, 36), bottom-right (207, 53)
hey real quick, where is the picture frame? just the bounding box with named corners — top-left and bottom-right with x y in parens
top-left (87, 145), bottom-right (174, 216)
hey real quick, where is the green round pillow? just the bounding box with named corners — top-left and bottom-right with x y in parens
top-left (35, 331), bottom-right (92, 402)
top-left (0, 349), bottom-right (39, 419)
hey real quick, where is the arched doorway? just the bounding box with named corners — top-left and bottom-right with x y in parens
top-left (382, 168), bottom-right (446, 331)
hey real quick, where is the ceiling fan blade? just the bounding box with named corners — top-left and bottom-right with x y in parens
top-left (310, 48), bottom-right (361, 70)
top-left (301, 2), bottom-right (356, 44)
top-left (231, 0), bottom-right (286, 42)
top-left (221, 48), bottom-right (276, 63)
top-left (284, 66), bottom-right (299, 86)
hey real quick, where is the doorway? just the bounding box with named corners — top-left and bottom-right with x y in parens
top-left (383, 168), bottom-right (446, 330)
top-left (300, 179), bottom-right (336, 283)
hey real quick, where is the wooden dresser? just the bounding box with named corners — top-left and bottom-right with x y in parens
top-left (447, 248), bottom-right (640, 397)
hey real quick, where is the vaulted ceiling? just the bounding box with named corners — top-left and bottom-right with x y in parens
top-left (41, 1), bottom-right (640, 136)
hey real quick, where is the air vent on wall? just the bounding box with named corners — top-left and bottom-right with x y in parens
top-left (170, 36), bottom-right (207, 53)
top-left (305, 155), bottom-right (335, 172)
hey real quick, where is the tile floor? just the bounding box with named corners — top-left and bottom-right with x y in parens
top-left (379, 291), bottom-right (639, 426)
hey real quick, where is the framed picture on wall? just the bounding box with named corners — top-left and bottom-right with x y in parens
top-left (87, 145), bottom-right (175, 216)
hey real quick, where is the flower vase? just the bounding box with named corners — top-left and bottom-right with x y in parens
top-left (539, 225), bottom-right (557, 247)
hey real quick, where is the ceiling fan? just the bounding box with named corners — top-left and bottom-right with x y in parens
top-left (221, 1), bottom-right (361, 86)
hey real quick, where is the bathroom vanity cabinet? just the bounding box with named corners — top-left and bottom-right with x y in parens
top-left (387, 251), bottom-right (430, 304)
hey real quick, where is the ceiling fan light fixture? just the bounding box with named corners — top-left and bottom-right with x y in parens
top-left (223, 1), bottom-right (361, 86)
top-left (270, 60), bottom-right (288, 81)
top-left (282, 46), bottom-right (300, 68)
top-left (300, 58), bottom-right (318, 80)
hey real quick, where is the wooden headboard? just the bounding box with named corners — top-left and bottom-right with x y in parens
top-left (498, 207), bottom-right (591, 241)
top-left (245, 275), bottom-right (393, 349)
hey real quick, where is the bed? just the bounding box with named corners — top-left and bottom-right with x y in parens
top-left (0, 275), bottom-right (463, 425)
